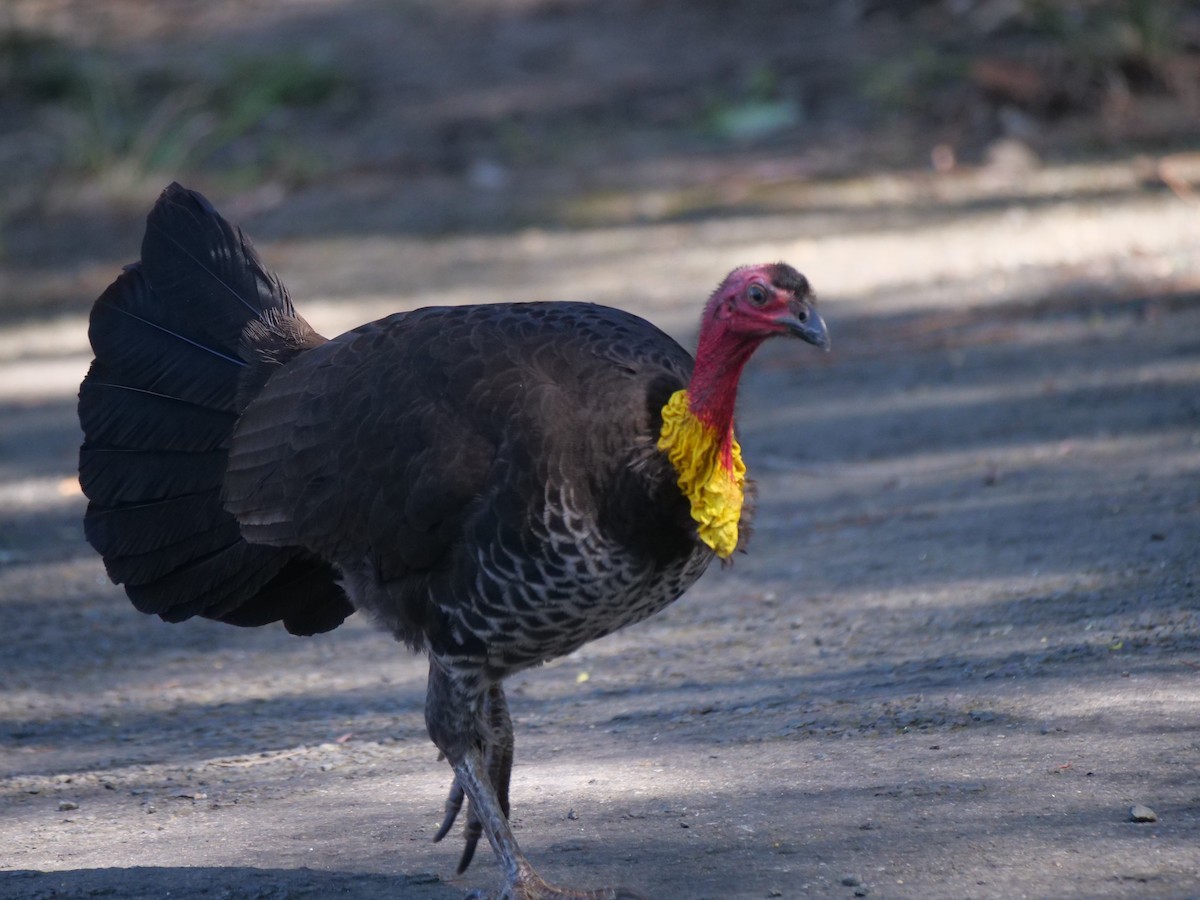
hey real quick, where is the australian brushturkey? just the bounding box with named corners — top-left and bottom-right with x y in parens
top-left (78, 183), bottom-right (829, 899)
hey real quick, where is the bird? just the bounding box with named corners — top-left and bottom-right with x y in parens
top-left (78, 183), bottom-right (829, 900)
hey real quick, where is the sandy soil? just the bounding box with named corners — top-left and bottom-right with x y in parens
top-left (2, 2), bottom-right (1200, 898)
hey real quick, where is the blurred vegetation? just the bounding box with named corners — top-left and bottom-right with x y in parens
top-left (0, 27), bottom-right (348, 189)
top-left (2, 0), bottom-right (1193, 195)
top-left (1024, 0), bottom-right (1182, 66)
top-left (859, 42), bottom-right (970, 116)
top-left (0, 0), bottom-right (1196, 259)
top-left (859, 0), bottom-right (1197, 120)
top-left (1007, 0), bottom-right (1192, 105)
top-left (706, 65), bottom-right (802, 143)
top-left (0, 26), bottom-right (90, 102)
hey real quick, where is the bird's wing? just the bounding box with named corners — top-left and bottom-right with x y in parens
top-left (224, 307), bottom-right (497, 576)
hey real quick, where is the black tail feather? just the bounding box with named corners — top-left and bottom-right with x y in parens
top-left (126, 542), bottom-right (290, 619)
top-left (80, 447), bottom-right (227, 505)
top-left (86, 265), bottom-right (244, 410)
top-left (141, 182), bottom-right (295, 350)
top-left (83, 491), bottom-right (233, 558)
top-left (98, 521), bottom-right (243, 586)
top-left (79, 375), bottom-right (237, 451)
top-left (79, 183), bottom-right (353, 636)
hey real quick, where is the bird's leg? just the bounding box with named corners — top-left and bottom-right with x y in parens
top-left (438, 683), bottom-right (516, 873)
top-left (484, 681), bottom-right (515, 820)
top-left (426, 660), bottom-right (644, 900)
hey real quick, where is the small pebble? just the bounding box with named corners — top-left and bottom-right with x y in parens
top-left (1130, 804), bottom-right (1158, 823)
top-left (841, 874), bottom-right (861, 887)
top-left (58, 801), bottom-right (78, 811)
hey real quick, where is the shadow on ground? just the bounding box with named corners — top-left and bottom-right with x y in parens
top-left (0, 866), bottom-right (459, 899)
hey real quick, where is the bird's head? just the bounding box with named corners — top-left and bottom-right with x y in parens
top-left (699, 262), bottom-right (829, 352)
top-left (688, 262), bottom-right (828, 427)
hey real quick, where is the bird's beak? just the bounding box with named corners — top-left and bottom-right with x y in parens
top-left (777, 308), bottom-right (830, 351)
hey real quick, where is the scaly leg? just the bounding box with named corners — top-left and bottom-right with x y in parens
top-left (425, 660), bottom-right (644, 900)
top-left (435, 683), bottom-right (515, 873)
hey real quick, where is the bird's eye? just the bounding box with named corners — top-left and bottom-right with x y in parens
top-left (747, 284), bottom-right (768, 306)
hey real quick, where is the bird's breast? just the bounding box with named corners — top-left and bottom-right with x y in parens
top-left (436, 478), bottom-right (714, 677)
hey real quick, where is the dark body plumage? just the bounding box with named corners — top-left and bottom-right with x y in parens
top-left (79, 184), bottom-right (826, 899)
top-left (224, 300), bottom-right (713, 680)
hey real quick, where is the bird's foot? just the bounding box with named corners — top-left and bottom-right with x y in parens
top-left (465, 872), bottom-right (646, 900)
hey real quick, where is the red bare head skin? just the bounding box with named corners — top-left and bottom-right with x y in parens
top-left (688, 262), bottom-right (828, 434)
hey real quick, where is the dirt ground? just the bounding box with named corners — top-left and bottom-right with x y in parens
top-left (2, 3), bottom-right (1200, 900)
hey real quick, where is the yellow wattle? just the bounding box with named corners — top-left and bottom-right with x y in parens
top-left (656, 389), bottom-right (746, 559)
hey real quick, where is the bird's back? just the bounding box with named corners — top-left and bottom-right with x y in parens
top-left (224, 301), bottom-right (713, 676)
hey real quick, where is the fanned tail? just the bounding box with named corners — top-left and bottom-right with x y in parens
top-left (78, 183), bottom-right (353, 635)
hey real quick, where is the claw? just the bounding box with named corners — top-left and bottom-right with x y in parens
top-left (433, 775), bottom-right (483, 872)
top-left (433, 779), bottom-right (465, 843)
top-left (457, 814), bottom-right (482, 874)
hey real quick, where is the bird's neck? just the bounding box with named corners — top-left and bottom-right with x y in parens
top-left (687, 329), bottom-right (761, 438)
top-left (656, 332), bottom-right (757, 559)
